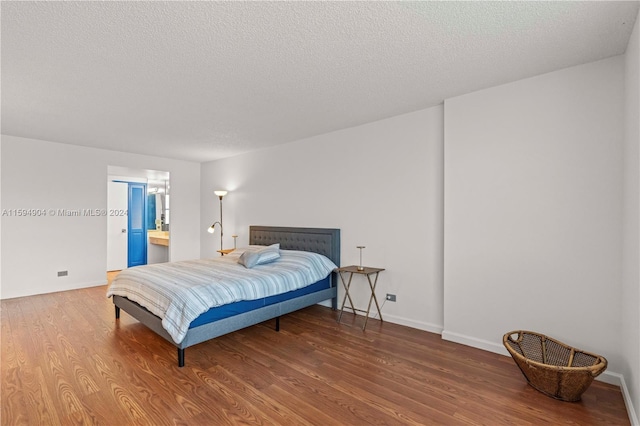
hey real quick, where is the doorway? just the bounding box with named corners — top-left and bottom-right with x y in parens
top-left (106, 167), bottom-right (170, 273)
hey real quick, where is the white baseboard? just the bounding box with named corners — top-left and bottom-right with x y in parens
top-left (441, 329), bottom-right (626, 388)
top-left (617, 373), bottom-right (640, 426)
top-left (442, 329), bottom-right (509, 356)
top-left (381, 313), bottom-right (443, 335)
top-left (333, 306), bottom-right (444, 334)
top-left (1, 279), bottom-right (106, 300)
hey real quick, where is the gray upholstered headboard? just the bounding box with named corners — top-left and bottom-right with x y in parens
top-left (249, 226), bottom-right (340, 267)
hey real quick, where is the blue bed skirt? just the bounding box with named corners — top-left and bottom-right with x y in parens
top-left (189, 276), bottom-right (331, 328)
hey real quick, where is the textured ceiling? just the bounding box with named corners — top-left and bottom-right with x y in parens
top-left (2, 1), bottom-right (639, 163)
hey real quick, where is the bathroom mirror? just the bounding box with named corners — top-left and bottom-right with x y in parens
top-left (147, 180), bottom-right (170, 231)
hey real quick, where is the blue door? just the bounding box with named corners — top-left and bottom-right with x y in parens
top-left (128, 183), bottom-right (147, 267)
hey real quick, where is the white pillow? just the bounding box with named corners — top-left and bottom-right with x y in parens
top-left (238, 244), bottom-right (280, 268)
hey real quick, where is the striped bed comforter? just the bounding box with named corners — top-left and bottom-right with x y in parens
top-left (106, 249), bottom-right (337, 344)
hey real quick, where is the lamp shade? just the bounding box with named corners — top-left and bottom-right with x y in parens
top-left (214, 190), bottom-right (228, 198)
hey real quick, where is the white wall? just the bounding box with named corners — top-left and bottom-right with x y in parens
top-left (201, 107), bottom-right (445, 333)
top-left (0, 142), bottom-right (2, 295)
top-left (443, 56), bottom-right (625, 381)
top-left (148, 242), bottom-right (169, 264)
top-left (622, 8), bottom-right (640, 424)
top-left (0, 136), bottom-right (201, 299)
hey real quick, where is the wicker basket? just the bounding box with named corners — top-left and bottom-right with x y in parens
top-left (503, 330), bottom-right (607, 402)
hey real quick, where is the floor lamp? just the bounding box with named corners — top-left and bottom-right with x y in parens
top-left (207, 190), bottom-right (227, 251)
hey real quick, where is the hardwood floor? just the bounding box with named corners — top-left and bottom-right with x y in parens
top-left (1, 284), bottom-right (630, 425)
top-left (106, 270), bottom-right (120, 286)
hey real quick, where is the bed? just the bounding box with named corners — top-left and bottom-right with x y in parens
top-left (108, 226), bottom-right (340, 367)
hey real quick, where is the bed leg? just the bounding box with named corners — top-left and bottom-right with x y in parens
top-left (331, 273), bottom-right (338, 310)
top-left (275, 316), bottom-right (280, 332)
top-left (178, 348), bottom-right (185, 367)
top-left (115, 306), bottom-right (120, 319)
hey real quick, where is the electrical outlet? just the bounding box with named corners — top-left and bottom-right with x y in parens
top-left (57, 270), bottom-right (68, 277)
top-left (386, 293), bottom-right (396, 302)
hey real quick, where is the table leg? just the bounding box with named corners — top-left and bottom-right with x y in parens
top-left (362, 272), bottom-right (383, 330)
top-left (369, 272), bottom-right (383, 321)
top-left (337, 271), bottom-right (357, 324)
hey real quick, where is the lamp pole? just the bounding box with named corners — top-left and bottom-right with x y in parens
top-left (218, 195), bottom-right (223, 250)
top-left (213, 190), bottom-right (228, 251)
top-left (357, 246), bottom-right (365, 271)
